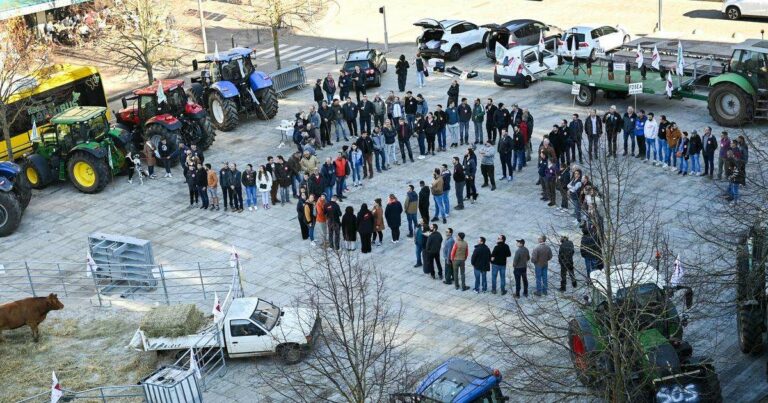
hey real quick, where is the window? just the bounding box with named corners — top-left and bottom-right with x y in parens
top-left (138, 95), bottom-right (157, 122)
top-left (602, 26), bottom-right (617, 35)
top-left (590, 28), bottom-right (603, 39)
top-left (251, 300), bottom-right (280, 330)
top-left (230, 319), bottom-right (266, 337)
top-left (533, 22), bottom-right (546, 33)
top-left (523, 51), bottom-right (537, 64)
top-left (462, 23), bottom-right (477, 32)
top-left (451, 24), bottom-right (467, 35)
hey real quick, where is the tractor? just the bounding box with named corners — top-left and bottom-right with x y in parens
top-left (735, 222), bottom-right (768, 354)
top-left (568, 263), bottom-right (722, 402)
top-left (22, 106), bottom-right (129, 194)
top-left (188, 46), bottom-right (279, 131)
top-left (708, 39), bottom-right (768, 127)
top-left (116, 79), bottom-right (216, 156)
top-left (0, 161), bottom-right (31, 236)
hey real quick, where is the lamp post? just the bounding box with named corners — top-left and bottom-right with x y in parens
top-left (379, 6), bottom-right (389, 52)
top-left (658, 0), bottom-right (663, 32)
top-left (198, 0), bottom-right (208, 54)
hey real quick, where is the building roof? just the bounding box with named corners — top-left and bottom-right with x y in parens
top-left (0, 0), bottom-right (90, 21)
top-left (50, 106), bottom-right (106, 124)
top-left (204, 47), bottom-right (253, 62)
top-left (589, 262), bottom-right (662, 297)
top-left (132, 79), bottom-right (185, 96)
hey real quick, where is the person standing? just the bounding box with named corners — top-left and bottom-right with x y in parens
top-left (450, 232), bottom-right (470, 291)
top-left (717, 131), bottom-right (731, 180)
top-left (230, 163), bottom-right (243, 212)
top-left (484, 98), bottom-right (498, 144)
top-left (446, 80), bottom-right (460, 109)
top-left (479, 141), bottom-right (496, 191)
top-left (558, 162), bottom-right (570, 212)
top-left (558, 236), bottom-right (576, 291)
top-left (442, 228), bottom-right (456, 285)
top-left (372, 198), bottom-right (385, 246)
top-left (332, 99), bottom-right (349, 142)
top-left (325, 195), bottom-right (342, 250)
top-left (158, 137), bottom-right (173, 178)
top-left (430, 169), bottom-right (446, 223)
top-left (371, 127), bottom-right (386, 172)
top-left (418, 180), bottom-right (431, 225)
top-left (490, 234), bottom-right (511, 295)
top-left (657, 115), bottom-right (671, 166)
top-left (689, 129), bottom-right (703, 176)
top-left (446, 101), bottom-right (460, 148)
top-left (206, 163), bottom-right (219, 210)
top-left (702, 127), bottom-right (718, 179)
top-left (643, 112), bottom-right (659, 163)
top-left (356, 132), bottom-right (375, 179)
top-left (343, 97), bottom-right (359, 138)
top-left (398, 119), bottom-right (415, 163)
top-left (357, 203), bottom-right (374, 253)
top-left (452, 157), bottom-right (466, 210)
top-left (256, 165), bottom-right (273, 209)
top-left (726, 149), bottom-right (745, 203)
top-left (471, 98), bottom-right (484, 145)
top-left (493, 103), bottom-right (510, 143)
top-left (373, 94), bottom-right (386, 129)
top-left (666, 122), bottom-right (682, 171)
top-left (512, 126), bottom-right (526, 172)
top-left (143, 139), bottom-right (157, 179)
top-left (471, 236), bottom-right (491, 293)
top-left (358, 95), bottom-right (374, 136)
top-left (434, 104), bottom-right (448, 152)
top-left (457, 98), bottom-right (472, 146)
top-left (349, 144), bottom-right (363, 187)
top-left (425, 223), bottom-right (444, 279)
top-left (320, 157), bottom-right (336, 200)
top-left (385, 194), bottom-right (403, 243)
top-left (341, 205), bottom-right (357, 250)
top-left (497, 130), bottom-right (514, 181)
top-left (243, 164), bottom-right (257, 211)
top-left (322, 72), bottom-right (336, 104)
top-left (440, 165), bottom-right (452, 219)
top-left (382, 120), bottom-right (398, 167)
top-left (296, 194), bottom-right (309, 240)
top-left (304, 194), bottom-right (316, 245)
top-left (530, 235), bottom-right (553, 296)
top-left (315, 194), bottom-right (328, 246)
top-left (266, 157), bottom-right (280, 205)
top-left (333, 152), bottom-right (350, 201)
top-left (584, 109), bottom-right (603, 161)
top-left (395, 55), bottom-right (409, 92)
top-left (424, 113), bottom-right (438, 155)
top-left (351, 65), bottom-right (367, 103)
top-left (414, 113), bottom-right (427, 159)
top-left (580, 226), bottom-right (600, 278)
top-left (622, 106), bottom-right (637, 156)
top-left (403, 91), bottom-right (418, 131)
top-left (219, 162), bottom-right (232, 211)
top-left (463, 148), bottom-right (478, 204)
top-left (313, 79), bottom-right (324, 110)
top-left (676, 131), bottom-right (690, 175)
top-left (415, 53), bottom-right (426, 88)
top-left (568, 169), bottom-right (583, 224)
top-left (404, 185), bottom-right (419, 237)
top-left (634, 109), bottom-right (647, 160)
top-left (603, 105), bottom-right (622, 157)
top-left (568, 113), bottom-right (584, 164)
top-left (414, 221), bottom-right (425, 267)
top-left (544, 158), bottom-right (559, 207)
top-left (185, 161), bottom-right (200, 207)
top-left (512, 239), bottom-right (530, 298)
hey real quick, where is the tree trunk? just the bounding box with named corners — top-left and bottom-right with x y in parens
top-left (146, 61), bottom-right (154, 85)
top-left (2, 127), bottom-right (12, 161)
top-left (272, 25), bottom-right (281, 70)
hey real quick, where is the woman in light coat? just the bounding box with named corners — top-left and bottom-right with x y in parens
top-left (256, 165), bottom-right (273, 209)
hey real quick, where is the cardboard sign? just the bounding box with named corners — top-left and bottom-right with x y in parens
top-left (628, 82), bottom-right (644, 95)
top-left (571, 82), bottom-right (581, 95)
top-left (613, 62), bottom-right (626, 72)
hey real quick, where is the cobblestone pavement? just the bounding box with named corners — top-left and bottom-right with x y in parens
top-left (5, 39), bottom-right (768, 400)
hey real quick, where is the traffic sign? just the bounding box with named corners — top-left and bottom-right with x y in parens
top-left (571, 82), bottom-right (580, 95)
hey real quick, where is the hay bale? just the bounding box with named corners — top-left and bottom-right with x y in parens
top-left (140, 304), bottom-right (206, 338)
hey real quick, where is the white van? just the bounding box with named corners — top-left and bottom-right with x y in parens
top-left (493, 42), bottom-right (558, 88)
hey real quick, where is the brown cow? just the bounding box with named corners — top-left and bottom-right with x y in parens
top-left (0, 293), bottom-right (64, 342)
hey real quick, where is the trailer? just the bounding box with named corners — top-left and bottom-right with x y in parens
top-left (542, 38), bottom-right (768, 127)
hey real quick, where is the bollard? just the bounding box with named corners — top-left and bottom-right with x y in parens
top-left (366, 37), bottom-right (370, 50)
top-left (334, 47), bottom-right (338, 64)
top-left (257, 28), bottom-right (261, 44)
top-left (231, 35), bottom-right (235, 48)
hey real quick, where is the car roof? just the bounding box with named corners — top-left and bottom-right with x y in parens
top-left (501, 19), bottom-right (538, 29)
top-left (589, 262), bottom-right (663, 297)
top-left (345, 49), bottom-right (374, 61)
top-left (416, 358), bottom-right (499, 402)
top-left (133, 79), bottom-right (185, 96)
top-left (204, 46), bottom-right (253, 62)
top-left (440, 19), bottom-right (464, 28)
top-left (50, 106), bottom-right (106, 124)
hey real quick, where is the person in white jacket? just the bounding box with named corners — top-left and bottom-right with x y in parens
top-left (256, 165), bottom-right (273, 209)
top-left (643, 112), bottom-right (659, 163)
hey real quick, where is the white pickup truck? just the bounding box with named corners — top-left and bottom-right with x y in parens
top-left (130, 297), bottom-right (320, 364)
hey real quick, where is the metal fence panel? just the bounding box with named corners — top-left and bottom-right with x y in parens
top-left (270, 64), bottom-right (306, 96)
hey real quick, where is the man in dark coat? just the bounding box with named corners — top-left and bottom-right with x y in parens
top-left (418, 180), bottom-right (431, 224)
top-left (313, 79), bottom-right (324, 109)
top-left (568, 113), bottom-right (584, 164)
top-left (446, 80), bottom-right (460, 109)
top-left (584, 109), bottom-right (603, 161)
top-left (384, 194), bottom-right (404, 242)
top-left (603, 106), bottom-right (622, 157)
top-left (493, 103), bottom-right (510, 142)
top-left (325, 195), bottom-right (342, 250)
top-left (425, 223), bottom-right (444, 279)
top-left (484, 98), bottom-right (498, 144)
top-left (355, 132), bottom-right (375, 179)
top-left (471, 236), bottom-right (491, 293)
top-left (358, 95), bottom-right (374, 136)
top-left (558, 236), bottom-right (576, 291)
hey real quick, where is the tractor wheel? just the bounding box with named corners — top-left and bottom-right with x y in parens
top-left (0, 191), bottom-right (22, 237)
top-left (708, 83), bottom-right (753, 127)
top-left (12, 170), bottom-right (31, 210)
top-left (568, 320), bottom-right (602, 387)
top-left (67, 152), bottom-right (111, 194)
top-left (197, 117), bottom-right (216, 151)
top-left (575, 85), bottom-right (596, 106)
top-left (737, 305), bottom-right (764, 354)
top-left (208, 92), bottom-right (239, 131)
top-left (22, 154), bottom-right (53, 190)
top-left (255, 88), bottom-right (279, 121)
top-left (187, 83), bottom-right (204, 105)
top-left (145, 124), bottom-right (180, 167)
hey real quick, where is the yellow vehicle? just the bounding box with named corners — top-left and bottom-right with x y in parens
top-left (1, 64), bottom-right (108, 161)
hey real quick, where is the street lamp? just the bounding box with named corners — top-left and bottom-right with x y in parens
top-left (658, 0), bottom-right (663, 32)
top-left (198, 0), bottom-right (208, 54)
top-left (379, 6), bottom-right (389, 52)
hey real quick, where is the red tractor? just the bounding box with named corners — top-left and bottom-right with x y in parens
top-left (116, 80), bottom-right (216, 158)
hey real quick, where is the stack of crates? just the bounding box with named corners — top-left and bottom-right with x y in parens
top-left (88, 232), bottom-right (156, 292)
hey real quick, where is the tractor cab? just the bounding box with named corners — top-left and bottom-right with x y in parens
top-left (193, 47), bottom-right (256, 85)
top-left (119, 80), bottom-right (189, 127)
top-left (45, 107), bottom-right (111, 151)
top-left (727, 40), bottom-right (768, 92)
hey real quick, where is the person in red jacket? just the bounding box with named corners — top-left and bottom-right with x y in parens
top-left (333, 152), bottom-right (350, 201)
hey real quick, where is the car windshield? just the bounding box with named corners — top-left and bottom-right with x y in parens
top-left (421, 377), bottom-right (465, 401)
top-left (343, 60), bottom-right (371, 72)
top-left (216, 57), bottom-right (253, 82)
top-left (614, 283), bottom-right (663, 307)
top-left (250, 300), bottom-right (280, 330)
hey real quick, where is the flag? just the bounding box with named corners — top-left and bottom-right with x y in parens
top-left (570, 35), bottom-right (577, 58)
top-left (30, 119), bottom-right (40, 142)
top-left (188, 349), bottom-right (202, 379)
top-left (86, 250), bottom-right (98, 278)
top-left (671, 254), bottom-right (684, 286)
top-left (651, 45), bottom-right (660, 70)
top-left (212, 291), bottom-right (223, 322)
top-left (229, 245), bottom-right (239, 269)
top-left (494, 43), bottom-right (505, 62)
top-left (214, 42), bottom-right (220, 61)
top-left (635, 44), bottom-right (644, 68)
top-left (665, 71), bottom-right (673, 98)
top-left (51, 371), bottom-right (63, 403)
top-left (675, 41), bottom-right (685, 76)
top-left (538, 30), bottom-right (545, 51)
top-left (156, 79), bottom-right (167, 105)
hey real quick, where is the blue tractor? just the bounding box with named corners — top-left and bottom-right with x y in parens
top-left (390, 358), bottom-right (508, 403)
top-left (0, 161), bottom-right (31, 236)
top-left (188, 47), bottom-right (279, 131)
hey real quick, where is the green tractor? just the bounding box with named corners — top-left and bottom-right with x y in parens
top-left (568, 263), bottom-right (722, 402)
top-left (708, 39), bottom-right (768, 127)
top-left (22, 106), bottom-right (130, 194)
top-left (735, 223), bottom-right (768, 354)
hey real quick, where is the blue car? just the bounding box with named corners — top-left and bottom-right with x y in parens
top-left (0, 161), bottom-right (31, 236)
top-left (390, 358), bottom-right (508, 403)
top-left (189, 47), bottom-right (279, 131)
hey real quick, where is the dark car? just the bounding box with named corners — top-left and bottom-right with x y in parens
top-left (390, 358), bottom-right (508, 403)
top-left (341, 49), bottom-right (388, 87)
top-left (483, 19), bottom-right (562, 60)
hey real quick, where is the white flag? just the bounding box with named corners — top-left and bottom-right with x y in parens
top-left (156, 80), bottom-right (167, 105)
top-left (635, 44), bottom-right (644, 68)
top-left (494, 42), bottom-right (505, 62)
top-left (570, 35), bottom-right (577, 58)
top-left (538, 30), bottom-right (545, 51)
top-left (671, 254), bottom-right (684, 286)
top-left (188, 349), bottom-right (202, 379)
top-left (675, 41), bottom-right (685, 76)
top-left (86, 251), bottom-right (98, 278)
top-left (214, 41), bottom-right (220, 61)
top-left (651, 45), bottom-right (660, 70)
top-left (237, 58), bottom-right (246, 78)
top-left (665, 71), bottom-right (673, 98)
top-left (212, 291), bottom-right (223, 322)
top-left (51, 371), bottom-right (63, 403)
top-left (30, 119), bottom-right (40, 142)
top-left (229, 245), bottom-right (239, 269)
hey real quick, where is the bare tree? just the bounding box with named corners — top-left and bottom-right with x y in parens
top-left (262, 247), bottom-right (413, 402)
top-left (242, 0), bottom-right (326, 69)
top-left (0, 19), bottom-right (49, 161)
top-left (98, 0), bottom-right (177, 84)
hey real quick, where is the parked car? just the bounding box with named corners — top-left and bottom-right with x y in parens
top-left (558, 25), bottom-right (631, 61)
top-left (389, 358), bottom-right (508, 402)
top-left (341, 49), bottom-right (388, 87)
top-left (483, 19), bottom-right (562, 60)
top-left (723, 0), bottom-right (768, 20)
top-left (414, 19), bottom-right (488, 61)
top-left (494, 42), bottom-right (558, 87)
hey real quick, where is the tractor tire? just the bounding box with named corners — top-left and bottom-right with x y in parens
top-left (145, 124), bottom-right (180, 167)
top-left (575, 85), bottom-right (597, 106)
top-left (0, 191), bottom-right (22, 237)
top-left (22, 153), bottom-right (53, 190)
top-left (568, 320), bottom-right (602, 387)
top-left (208, 92), bottom-right (239, 131)
top-left (708, 83), bottom-right (753, 127)
top-left (67, 152), bottom-right (111, 194)
top-left (187, 83), bottom-right (204, 105)
top-left (197, 117), bottom-right (216, 151)
top-left (737, 305), bottom-right (764, 354)
top-left (12, 170), bottom-right (31, 210)
top-left (255, 88), bottom-right (279, 121)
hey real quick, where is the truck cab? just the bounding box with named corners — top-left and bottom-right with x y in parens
top-left (390, 358), bottom-right (508, 403)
